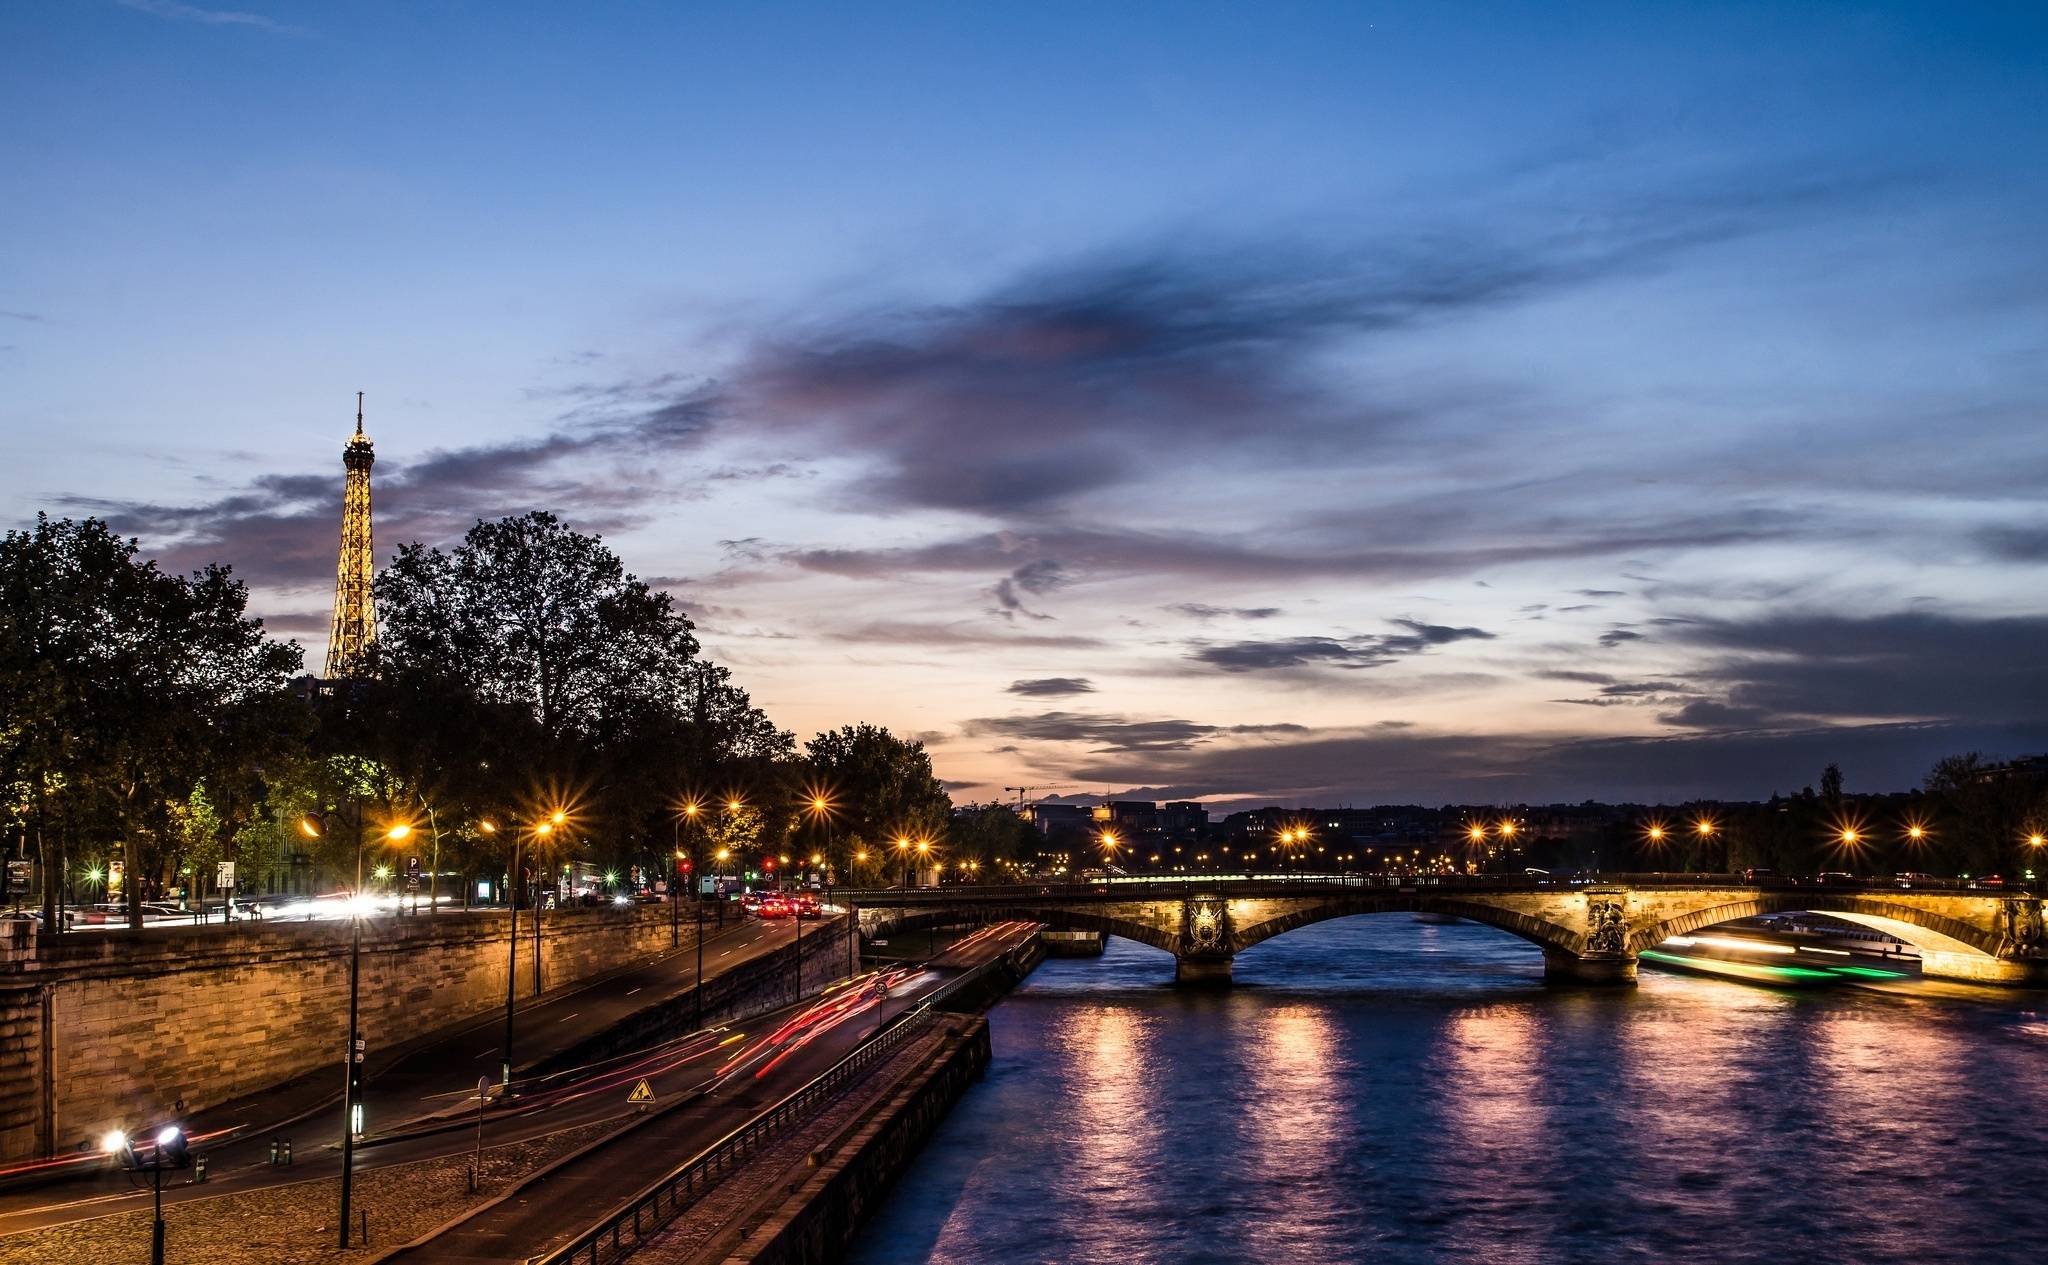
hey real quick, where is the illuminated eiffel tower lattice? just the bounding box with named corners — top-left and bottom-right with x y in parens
top-left (322, 392), bottom-right (377, 679)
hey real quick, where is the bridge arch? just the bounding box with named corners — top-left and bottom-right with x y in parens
top-left (1231, 894), bottom-right (1582, 958)
top-left (1638, 893), bottom-right (2004, 961)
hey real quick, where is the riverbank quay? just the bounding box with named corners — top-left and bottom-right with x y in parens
top-left (0, 914), bottom-right (814, 1202)
top-left (0, 926), bottom-right (846, 1259)
top-left (600, 927), bottom-right (1042, 1265)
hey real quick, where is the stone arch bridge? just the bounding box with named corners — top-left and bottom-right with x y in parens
top-left (846, 876), bottom-right (2048, 985)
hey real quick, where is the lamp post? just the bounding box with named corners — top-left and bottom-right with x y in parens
top-left (299, 802), bottom-right (386, 1248)
top-left (850, 848), bottom-right (867, 977)
top-left (674, 800), bottom-right (701, 950)
top-left (532, 811), bottom-right (564, 996)
top-left (103, 1124), bottom-right (189, 1265)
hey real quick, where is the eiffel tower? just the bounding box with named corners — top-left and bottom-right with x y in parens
top-left (323, 393), bottom-right (377, 679)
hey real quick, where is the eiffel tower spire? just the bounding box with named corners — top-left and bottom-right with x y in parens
top-left (323, 392), bottom-right (377, 679)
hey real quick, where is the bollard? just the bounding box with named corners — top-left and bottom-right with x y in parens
top-left (359, 1208), bottom-right (368, 1246)
top-left (269, 1139), bottom-right (280, 1166)
top-left (192, 1154), bottom-right (207, 1184)
top-left (282, 1137), bottom-right (292, 1166)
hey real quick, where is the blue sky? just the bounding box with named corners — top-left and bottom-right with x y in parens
top-left (6, 1), bottom-right (2047, 806)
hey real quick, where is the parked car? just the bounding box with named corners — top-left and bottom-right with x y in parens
top-left (1812, 871), bottom-right (1856, 885)
top-left (1741, 868), bottom-right (1777, 883)
top-left (1894, 872), bottom-right (1934, 887)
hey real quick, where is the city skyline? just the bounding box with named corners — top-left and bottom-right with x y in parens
top-left (7, 3), bottom-right (2048, 807)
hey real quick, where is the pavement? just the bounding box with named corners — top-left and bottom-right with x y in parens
top-left (0, 907), bottom-right (800, 1229)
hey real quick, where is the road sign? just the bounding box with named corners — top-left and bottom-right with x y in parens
top-left (217, 861), bottom-right (236, 889)
top-left (627, 1078), bottom-right (656, 1106)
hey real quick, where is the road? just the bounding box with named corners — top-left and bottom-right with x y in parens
top-left (0, 908), bottom-right (808, 1231)
top-left (385, 920), bottom-right (1039, 1264)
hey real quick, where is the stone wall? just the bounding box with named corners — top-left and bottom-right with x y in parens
top-left (529, 918), bottom-right (854, 1078)
top-left (0, 904), bottom-right (696, 1164)
top-left (725, 1016), bottom-right (993, 1265)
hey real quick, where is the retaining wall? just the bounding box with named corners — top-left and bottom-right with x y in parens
top-left (0, 904), bottom-right (697, 1163)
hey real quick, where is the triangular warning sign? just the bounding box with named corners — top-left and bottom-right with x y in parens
top-left (627, 1078), bottom-right (656, 1105)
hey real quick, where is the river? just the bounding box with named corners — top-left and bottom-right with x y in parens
top-left (846, 916), bottom-right (2048, 1264)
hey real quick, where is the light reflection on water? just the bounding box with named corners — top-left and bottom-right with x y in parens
top-left (847, 916), bottom-right (2048, 1265)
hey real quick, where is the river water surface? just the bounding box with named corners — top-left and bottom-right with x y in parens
top-left (846, 916), bottom-right (2048, 1264)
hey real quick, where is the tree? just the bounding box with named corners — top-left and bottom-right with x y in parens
top-left (803, 725), bottom-right (951, 872)
top-left (0, 516), bottom-right (302, 928)
top-left (1820, 762), bottom-right (1844, 807)
top-left (373, 512), bottom-right (792, 875)
top-left (376, 512), bottom-right (700, 744)
top-left (949, 802), bottom-right (1039, 874)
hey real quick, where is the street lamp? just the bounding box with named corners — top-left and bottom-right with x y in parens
top-left (105, 1123), bottom-right (190, 1265)
top-left (1099, 830), bottom-right (1121, 870)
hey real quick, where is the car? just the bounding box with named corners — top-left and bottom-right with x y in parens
top-left (1741, 868), bottom-right (1777, 883)
top-left (1894, 872), bottom-right (1934, 887)
top-left (1969, 874), bottom-right (2007, 889)
top-left (1812, 871), bottom-right (1856, 886)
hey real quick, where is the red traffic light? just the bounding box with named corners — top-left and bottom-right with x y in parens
top-left (763, 858), bottom-right (775, 870)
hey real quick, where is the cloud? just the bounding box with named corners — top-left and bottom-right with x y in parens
top-left (1167, 603), bottom-right (1283, 620)
top-left (1007, 677), bottom-right (1097, 697)
top-left (781, 509), bottom-right (1799, 591)
top-left (714, 168), bottom-right (1896, 519)
top-left (1191, 619), bottom-right (1494, 673)
top-left (1598, 627), bottom-right (1646, 647)
top-left (988, 558), bottom-right (1068, 620)
top-left (826, 621), bottom-right (1103, 650)
top-left (961, 711), bottom-right (1307, 753)
top-left (1978, 525), bottom-right (2048, 562)
top-left (1057, 719), bottom-right (2048, 807)
top-left (1658, 699), bottom-right (1774, 729)
top-left (115, 0), bottom-right (307, 35)
top-left (1574, 589), bottom-right (1626, 598)
top-left (1664, 611), bottom-right (2048, 731)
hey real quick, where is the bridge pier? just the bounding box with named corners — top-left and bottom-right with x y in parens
top-left (1175, 954), bottom-right (1234, 986)
top-left (1543, 948), bottom-right (1638, 985)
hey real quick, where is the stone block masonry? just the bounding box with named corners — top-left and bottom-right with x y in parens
top-left (0, 906), bottom-right (697, 1165)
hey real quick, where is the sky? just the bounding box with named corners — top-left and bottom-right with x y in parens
top-left (5, 1), bottom-right (2048, 809)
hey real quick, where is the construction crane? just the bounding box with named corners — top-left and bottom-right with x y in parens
top-left (1004, 785), bottom-right (1069, 812)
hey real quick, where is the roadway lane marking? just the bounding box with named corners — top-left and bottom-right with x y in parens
top-left (475, 1048), bottom-right (494, 1059)
top-left (556, 1012), bottom-right (578, 1023)
top-left (625, 987), bottom-right (641, 996)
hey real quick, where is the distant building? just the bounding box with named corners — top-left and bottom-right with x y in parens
top-left (1159, 801), bottom-right (1209, 836)
top-left (1101, 801), bottom-right (1161, 836)
top-left (1023, 803), bottom-right (1092, 836)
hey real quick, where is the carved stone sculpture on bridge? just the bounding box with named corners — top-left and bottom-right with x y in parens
top-left (1176, 896), bottom-right (1234, 985)
top-left (1584, 897), bottom-right (1629, 955)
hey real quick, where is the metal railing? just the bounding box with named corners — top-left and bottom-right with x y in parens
top-left (535, 992), bottom-right (943, 1265)
top-left (842, 871), bottom-right (2017, 905)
